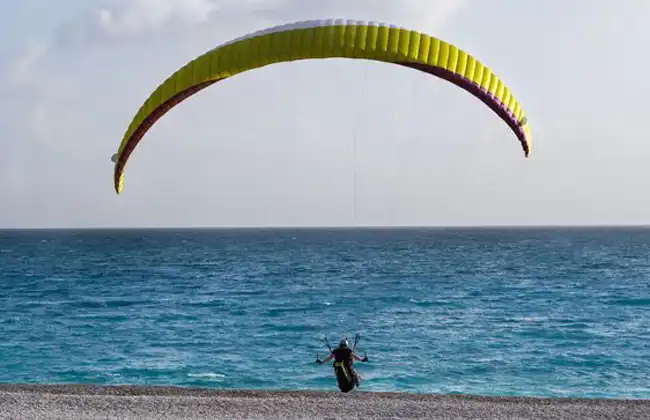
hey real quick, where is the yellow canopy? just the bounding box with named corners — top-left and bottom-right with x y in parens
top-left (112, 19), bottom-right (532, 194)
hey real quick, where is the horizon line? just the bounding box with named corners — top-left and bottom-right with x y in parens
top-left (3, 223), bottom-right (650, 231)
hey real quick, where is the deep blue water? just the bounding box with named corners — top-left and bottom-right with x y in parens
top-left (1, 227), bottom-right (649, 399)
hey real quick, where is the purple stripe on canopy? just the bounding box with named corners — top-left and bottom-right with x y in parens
top-left (398, 62), bottom-right (530, 157)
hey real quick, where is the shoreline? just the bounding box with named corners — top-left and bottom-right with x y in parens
top-left (1, 384), bottom-right (649, 420)
top-left (1, 383), bottom-right (648, 401)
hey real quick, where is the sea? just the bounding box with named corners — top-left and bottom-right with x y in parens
top-left (1, 227), bottom-right (649, 399)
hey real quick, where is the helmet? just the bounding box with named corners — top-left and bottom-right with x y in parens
top-left (339, 338), bottom-right (348, 348)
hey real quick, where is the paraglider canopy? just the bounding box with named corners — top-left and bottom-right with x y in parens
top-left (111, 18), bottom-right (533, 195)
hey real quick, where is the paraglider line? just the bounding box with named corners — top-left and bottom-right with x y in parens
top-left (352, 63), bottom-right (369, 226)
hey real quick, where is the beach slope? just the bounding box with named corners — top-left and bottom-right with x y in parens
top-left (0, 384), bottom-right (648, 420)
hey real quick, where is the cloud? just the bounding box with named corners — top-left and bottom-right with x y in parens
top-left (54, 0), bottom-right (220, 48)
top-left (5, 40), bottom-right (49, 86)
top-left (51, 0), bottom-right (467, 49)
top-left (256, 0), bottom-right (469, 34)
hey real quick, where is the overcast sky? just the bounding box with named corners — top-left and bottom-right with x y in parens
top-left (1, 0), bottom-right (649, 228)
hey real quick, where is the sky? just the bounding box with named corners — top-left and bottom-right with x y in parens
top-left (1, 0), bottom-right (649, 228)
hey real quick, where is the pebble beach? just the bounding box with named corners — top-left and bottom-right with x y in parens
top-left (1, 384), bottom-right (648, 420)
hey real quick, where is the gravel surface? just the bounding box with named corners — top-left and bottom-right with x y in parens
top-left (0, 384), bottom-right (648, 420)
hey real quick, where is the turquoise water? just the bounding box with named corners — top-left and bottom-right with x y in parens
top-left (1, 227), bottom-right (649, 399)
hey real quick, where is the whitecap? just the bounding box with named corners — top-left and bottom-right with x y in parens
top-left (187, 372), bottom-right (225, 380)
